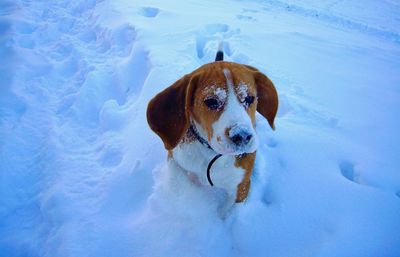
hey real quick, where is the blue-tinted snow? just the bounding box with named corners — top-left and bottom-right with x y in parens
top-left (1, 0), bottom-right (399, 256)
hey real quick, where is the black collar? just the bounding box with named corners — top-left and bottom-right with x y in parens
top-left (188, 125), bottom-right (213, 150)
top-left (188, 125), bottom-right (218, 186)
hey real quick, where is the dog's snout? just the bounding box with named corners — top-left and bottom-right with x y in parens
top-left (229, 127), bottom-right (253, 146)
top-left (230, 133), bottom-right (252, 146)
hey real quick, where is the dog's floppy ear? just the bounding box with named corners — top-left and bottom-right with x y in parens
top-left (147, 74), bottom-right (197, 150)
top-left (245, 65), bottom-right (278, 130)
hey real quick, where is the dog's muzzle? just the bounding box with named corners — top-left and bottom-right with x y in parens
top-left (228, 125), bottom-right (254, 147)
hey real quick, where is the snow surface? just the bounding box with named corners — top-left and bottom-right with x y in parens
top-left (1, 0), bottom-right (400, 256)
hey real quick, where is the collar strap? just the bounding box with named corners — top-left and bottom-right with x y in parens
top-left (189, 125), bottom-right (213, 150)
top-left (188, 125), bottom-right (217, 186)
top-left (207, 154), bottom-right (222, 186)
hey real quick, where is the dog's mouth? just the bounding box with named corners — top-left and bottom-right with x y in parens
top-left (211, 136), bottom-right (258, 156)
top-left (217, 145), bottom-right (256, 156)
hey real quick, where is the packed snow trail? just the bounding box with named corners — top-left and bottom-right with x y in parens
top-left (1, 0), bottom-right (152, 255)
top-left (1, 0), bottom-right (400, 256)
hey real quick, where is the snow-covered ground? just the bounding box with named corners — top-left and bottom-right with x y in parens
top-left (1, 0), bottom-right (400, 256)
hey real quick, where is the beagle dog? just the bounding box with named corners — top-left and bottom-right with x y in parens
top-left (147, 49), bottom-right (278, 205)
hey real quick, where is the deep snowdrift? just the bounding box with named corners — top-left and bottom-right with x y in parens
top-left (1, 0), bottom-right (400, 256)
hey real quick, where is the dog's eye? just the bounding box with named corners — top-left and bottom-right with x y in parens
top-left (204, 98), bottom-right (220, 110)
top-left (243, 95), bottom-right (255, 107)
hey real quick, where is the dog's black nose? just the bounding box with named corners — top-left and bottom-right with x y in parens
top-left (230, 132), bottom-right (253, 146)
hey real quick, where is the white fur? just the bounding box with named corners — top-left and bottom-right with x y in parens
top-left (171, 137), bottom-right (245, 209)
top-left (165, 68), bottom-right (259, 214)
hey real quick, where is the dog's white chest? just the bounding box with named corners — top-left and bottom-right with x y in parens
top-left (172, 141), bottom-right (245, 198)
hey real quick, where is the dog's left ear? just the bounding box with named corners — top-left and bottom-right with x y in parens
top-left (245, 65), bottom-right (279, 130)
top-left (147, 73), bottom-right (197, 150)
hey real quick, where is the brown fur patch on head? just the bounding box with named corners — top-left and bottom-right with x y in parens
top-left (234, 82), bottom-right (257, 126)
top-left (190, 65), bottom-right (228, 141)
top-left (190, 62), bottom-right (261, 141)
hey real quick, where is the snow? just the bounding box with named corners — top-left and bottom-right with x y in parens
top-left (237, 82), bottom-right (249, 102)
top-left (214, 87), bottom-right (228, 103)
top-left (203, 85), bottom-right (227, 105)
top-left (1, 0), bottom-right (400, 256)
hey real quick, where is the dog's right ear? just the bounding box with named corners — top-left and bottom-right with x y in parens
top-left (147, 74), bottom-right (197, 150)
top-left (244, 65), bottom-right (278, 130)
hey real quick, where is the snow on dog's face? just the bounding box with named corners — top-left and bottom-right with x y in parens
top-left (147, 62), bottom-right (278, 153)
top-left (191, 68), bottom-right (258, 155)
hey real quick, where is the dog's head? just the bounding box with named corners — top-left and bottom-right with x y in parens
top-left (147, 62), bottom-right (278, 155)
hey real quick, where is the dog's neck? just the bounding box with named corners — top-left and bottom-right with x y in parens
top-left (170, 127), bottom-right (252, 205)
top-left (172, 127), bottom-right (219, 172)
top-left (188, 125), bottom-right (213, 151)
